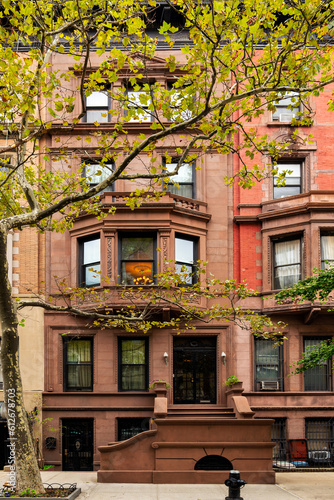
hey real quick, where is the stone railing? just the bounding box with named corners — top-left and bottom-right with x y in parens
top-left (102, 191), bottom-right (208, 213)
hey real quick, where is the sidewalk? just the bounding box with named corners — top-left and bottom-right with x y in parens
top-left (1, 470), bottom-right (333, 500)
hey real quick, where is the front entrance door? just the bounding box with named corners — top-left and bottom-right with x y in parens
top-left (173, 337), bottom-right (216, 404)
top-left (62, 419), bottom-right (93, 471)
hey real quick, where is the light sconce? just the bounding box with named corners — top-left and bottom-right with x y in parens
top-left (221, 352), bottom-right (226, 366)
top-left (163, 352), bottom-right (169, 365)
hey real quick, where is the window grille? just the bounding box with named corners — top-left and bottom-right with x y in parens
top-left (255, 339), bottom-right (284, 391)
top-left (272, 419), bottom-right (287, 466)
top-left (306, 419), bottom-right (334, 466)
top-left (303, 337), bottom-right (332, 392)
top-left (117, 417), bottom-right (150, 441)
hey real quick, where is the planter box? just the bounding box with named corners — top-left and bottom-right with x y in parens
top-left (0, 487), bottom-right (81, 500)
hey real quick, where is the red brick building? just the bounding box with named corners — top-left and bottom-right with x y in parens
top-left (234, 88), bottom-right (334, 468)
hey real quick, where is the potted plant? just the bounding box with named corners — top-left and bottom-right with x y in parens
top-left (224, 375), bottom-right (241, 387)
top-left (149, 379), bottom-right (171, 390)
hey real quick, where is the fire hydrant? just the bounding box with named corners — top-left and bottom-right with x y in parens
top-left (224, 470), bottom-right (247, 500)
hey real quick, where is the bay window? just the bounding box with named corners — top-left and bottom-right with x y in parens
top-left (321, 233), bottom-right (334, 269)
top-left (79, 235), bottom-right (101, 287)
top-left (273, 236), bottom-right (302, 289)
top-left (175, 234), bottom-right (197, 284)
top-left (120, 234), bottom-right (156, 285)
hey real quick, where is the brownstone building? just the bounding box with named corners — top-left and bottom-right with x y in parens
top-left (40, 44), bottom-right (277, 482)
top-left (37, 15), bottom-right (334, 483)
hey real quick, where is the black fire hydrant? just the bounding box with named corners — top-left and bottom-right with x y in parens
top-left (224, 470), bottom-right (247, 500)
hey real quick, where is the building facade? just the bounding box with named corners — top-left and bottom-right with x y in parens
top-left (234, 89), bottom-right (334, 467)
top-left (34, 13), bottom-right (334, 478)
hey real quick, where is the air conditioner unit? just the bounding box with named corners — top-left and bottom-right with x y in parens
top-left (308, 450), bottom-right (331, 462)
top-left (279, 113), bottom-right (295, 122)
top-left (260, 381), bottom-right (279, 391)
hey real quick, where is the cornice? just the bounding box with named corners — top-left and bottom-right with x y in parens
top-left (235, 192), bottom-right (334, 224)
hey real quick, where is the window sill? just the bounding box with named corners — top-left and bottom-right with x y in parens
top-left (267, 121), bottom-right (312, 128)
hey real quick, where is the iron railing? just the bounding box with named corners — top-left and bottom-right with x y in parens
top-left (272, 418), bottom-right (334, 470)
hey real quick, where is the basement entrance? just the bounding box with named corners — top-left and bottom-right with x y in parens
top-left (62, 418), bottom-right (93, 471)
top-left (173, 336), bottom-right (216, 404)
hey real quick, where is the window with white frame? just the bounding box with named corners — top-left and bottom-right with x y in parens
top-left (167, 81), bottom-right (193, 122)
top-left (83, 162), bottom-right (114, 191)
top-left (321, 233), bottom-right (334, 269)
top-left (165, 162), bottom-right (194, 198)
top-left (85, 90), bottom-right (110, 123)
top-left (78, 235), bottom-right (101, 287)
top-left (126, 87), bottom-right (152, 122)
top-left (273, 161), bottom-right (302, 199)
top-left (273, 236), bottom-right (302, 289)
top-left (272, 93), bottom-right (300, 122)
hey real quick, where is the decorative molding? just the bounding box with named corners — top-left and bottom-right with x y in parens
top-left (162, 237), bottom-right (168, 270)
top-left (267, 237), bottom-right (271, 286)
top-left (107, 237), bottom-right (112, 278)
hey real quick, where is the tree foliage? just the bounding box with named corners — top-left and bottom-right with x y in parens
top-left (276, 267), bottom-right (334, 373)
top-left (275, 266), bottom-right (334, 304)
top-left (0, 0), bottom-right (334, 493)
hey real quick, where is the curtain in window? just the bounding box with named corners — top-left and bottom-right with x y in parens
top-left (67, 340), bottom-right (92, 389)
top-left (321, 235), bottom-right (334, 269)
top-left (274, 239), bottom-right (301, 289)
top-left (121, 340), bottom-right (146, 390)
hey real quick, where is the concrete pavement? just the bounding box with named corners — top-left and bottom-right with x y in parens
top-left (0, 470), bottom-right (333, 499)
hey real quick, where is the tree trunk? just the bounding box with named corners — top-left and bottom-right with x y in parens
top-left (0, 226), bottom-right (45, 494)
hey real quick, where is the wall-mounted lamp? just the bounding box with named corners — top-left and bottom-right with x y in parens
top-left (163, 352), bottom-right (169, 366)
top-left (221, 352), bottom-right (226, 366)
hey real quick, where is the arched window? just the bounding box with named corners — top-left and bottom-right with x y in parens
top-left (194, 455), bottom-right (233, 471)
